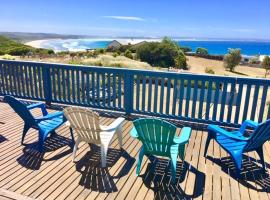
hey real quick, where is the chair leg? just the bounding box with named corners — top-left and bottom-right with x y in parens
top-left (136, 147), bottom-right (145, 176)
top-left (170, 153), bottom-right (178, 183)
top-left (70, 128), bottom-right (75, 145)
top-left (21, 124), bottom-right (30, 145)
top-left (232, 153), bottom-right (243, 178)
top-left (101, 145), bottom-right (108, 167)
top-left (256, 146), bottom-right (266, 171)
top-left (116, 127), bottom-right (123, 148)
top-left (204, 133), bottom-right (213, 157)
top-left (72, 137), bottom-right (81, 162)
top-left (38, 131), bottom-right (46, 152)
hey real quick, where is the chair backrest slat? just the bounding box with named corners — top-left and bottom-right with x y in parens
top-left (64, 107), bottom-right (101, 143)
top-left (245, 119), bottom-right (270, 151)
top-left (4, 95), bottom-right (36, 126)
top-left (133, 118), bottom-right (177, 156)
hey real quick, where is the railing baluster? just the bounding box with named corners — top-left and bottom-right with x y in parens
top-left (81, 70), bottom-right (85, 104)
top-left (166, 78), bottom-right (171, 115)
top-left (24, 65), bottom-right (30, 97)
top-left (29, 66), bottom-right (34, 97)
top-left (172, 78), bottom-right (178, 116)
top-left (97, 72), bottom-right (100, 106)
top-left (20, 65), bottom-right (25, 97)
top-left (154, 77), bottom-right (158, 113)
top-left (212, 81), bottom-right (220, 121)
top-left (67, 69), bottom-right (71, 103)
top-left (71, 70), bottom-right (75, 103)
top-left (113, 73), bottom-right (116, 108)
top-left (136, 75), bottom-right (140, 111)
top-left (185, 79), bottom-right (191, 117)
top-left (37, 66), bottom-right (42, 99)
top-left (33, 66), bottom-right (38, 98)
top-left (62, 68), bottom-right (66, 102)
top-left (250, 84), bottom-right (260, 121)
top-left (198, 80), bottom-right (205, 119)
top-left (258, 85), bottom-right (268, 122)
top-left (234, 83), bottom-right (243, 124)
top-left (102, 73), bottom-right (106, 107)
top-left (117, 73), bottom-right (122, 108)
top-left (191, 80), bottom-right (198, 119)
top-left (91, 72), bottom-right (95, 105)
top-left (219, 82), bottom-right (228, 122)
top-left (76, 70), bottom-right (80, 104)
top-left (108, 73), bottom-right (111, 107)
top-left (242, 84), bottom-right (252, 121)
top-left (148, 77), bottom-right (152, 113)
top-left (205, 81), bottom-right (213, 120)
top-left (178, 78), bottom-right (184, 117)
top-left (160, 78), bottom-right (165, 114)
top-left (86, 71), bottom-right (90, 105)
top-left (0, 63), bottom-right (5, 94)
top-left (142, 76), bottom-right (146, 111)
top-left (226, 82), bottom-right (236, 123)
top-left (8, 63), bottom-right (13, 95)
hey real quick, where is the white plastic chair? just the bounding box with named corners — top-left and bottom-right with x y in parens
top-left (63, 107), bottom-right (125, 167)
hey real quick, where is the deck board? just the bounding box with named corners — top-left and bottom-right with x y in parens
top-left (0, 102), bottom-right (269, 200)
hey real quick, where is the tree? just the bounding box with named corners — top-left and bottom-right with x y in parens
top-left (196, 47), bottom-right (208, 55)
top-left (136, 37), bottom-right (187, 69)
top-left (262, 56), bottom-right (270, 78)
top-left (223, 48), bottom-right (242, 72)
top-left (124, 49), bottom-right (133, 59)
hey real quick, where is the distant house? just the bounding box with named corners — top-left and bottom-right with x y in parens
top-left (107, 40), bottom-right (122, 51)
top-left (132, 41), bottom-right (147, 48)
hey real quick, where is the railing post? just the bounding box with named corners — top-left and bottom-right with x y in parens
top-left (42, 65), bottom-right (52, 105)
top-left (124, 71), bottom-right (134, 115)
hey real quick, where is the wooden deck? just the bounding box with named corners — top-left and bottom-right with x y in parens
top-left (0, 101), bottom-right (270, 200)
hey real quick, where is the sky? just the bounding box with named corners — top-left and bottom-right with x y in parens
top-left (0, 0), bottom-right (270, 39)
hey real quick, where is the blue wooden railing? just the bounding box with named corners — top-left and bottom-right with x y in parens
top-left (1, 59), bottom-right (270, 127)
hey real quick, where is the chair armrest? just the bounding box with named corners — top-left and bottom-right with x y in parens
top-left (239, 120), bottom-right (258, 134)
top-left (208, 125), bottom-right (249, 141)
top-left (27, 102), bottom-right (48, 116)
top-left (27, 102), bottom-right (45, 109)
top-left (130, 127), bottom-right (139, 138)
top-left (173, 127), bottom-right (192, 144)
top-left (35, 111), bottom-right (63, 122)
top-left (101, 117), bottom-right (125, 132)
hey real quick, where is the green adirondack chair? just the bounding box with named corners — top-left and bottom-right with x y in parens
top-left (130, 118), bottom-right (191, 182)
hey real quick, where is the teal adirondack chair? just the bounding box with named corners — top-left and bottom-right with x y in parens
top-left (4, 95), bottom-right (72, 151)
top-left (204, 119), bottom-right (270, 177)
top-left (130, 118), bottom-right (191, 182)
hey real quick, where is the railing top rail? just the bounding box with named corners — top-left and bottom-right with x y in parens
top-left (1, 59), bottom-right (270, 83)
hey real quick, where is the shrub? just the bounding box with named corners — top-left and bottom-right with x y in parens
top-left (205, 67), bottom-right (215, 74)
top-left (47, 49), bottom-right (55, 55)
top-left (261, 56), bottom-right (270, 78)
top-left (196, 47), bottom-right (208, 55)
top-left (136, 37), bottom-right (187, 69)
top-left (113, 52), bottom-right (120, 57)
top-left (95, 48), bottom-right (105, 54)
top-left (7, 46), bottom-right (33, 56)
top-left (124, 49), bottom-right (133, 59)
top-left (2, 54), bottom-right (15, 60)
top-left (180, 46), bottom-right (192, 53)
top-left (223, 48), bottom-right (241, 72)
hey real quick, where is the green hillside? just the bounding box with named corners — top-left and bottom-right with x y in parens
top-left (0, 36), bottom-right (53, 56)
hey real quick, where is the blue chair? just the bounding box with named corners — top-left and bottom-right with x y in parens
top-left (130, 118), bottom-right (191, 182)
top-left (204, 120), bottom-right (270, 177)
top-left (4, 95), bottom-right (73, 151)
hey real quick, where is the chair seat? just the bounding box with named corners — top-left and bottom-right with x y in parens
top-left (38, 115), bottom-right (65, 133)
top-left (216, 131), bottom-right (248, 153)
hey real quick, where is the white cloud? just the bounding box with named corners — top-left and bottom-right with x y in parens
top-left (102, 16), bottom-right (145, 21)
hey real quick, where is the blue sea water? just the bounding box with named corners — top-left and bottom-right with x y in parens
top-left (178, 40), bottom-right (270, 55)
top-left (39, 39), bottom-right (270, 56)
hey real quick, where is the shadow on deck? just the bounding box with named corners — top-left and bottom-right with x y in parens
top-left (0, 102), bottom-right (270, 200)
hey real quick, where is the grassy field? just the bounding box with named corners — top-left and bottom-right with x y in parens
top-left (186, 56), bottom-right (269, 78)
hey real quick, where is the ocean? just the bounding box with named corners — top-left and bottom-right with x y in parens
top-left (38, 38), bottom-right (270, 56)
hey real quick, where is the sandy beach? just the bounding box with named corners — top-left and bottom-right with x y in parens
top-left (25, 39), bottom-right (48, 48)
